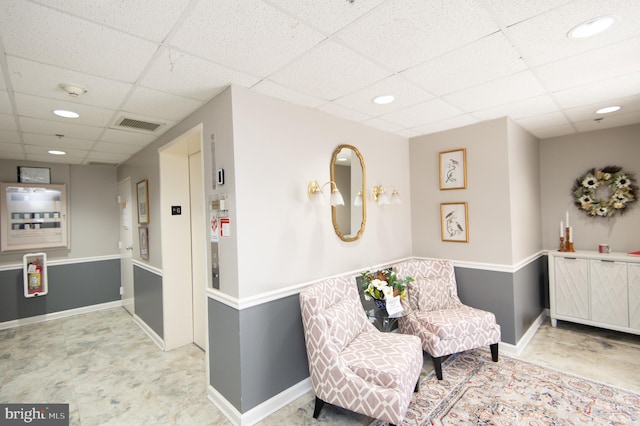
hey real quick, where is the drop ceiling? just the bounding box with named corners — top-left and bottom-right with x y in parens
top-left (0, 0), bottom-right (639, 166)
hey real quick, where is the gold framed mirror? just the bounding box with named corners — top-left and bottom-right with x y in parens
top-left (331, 144), bottom-right (366, 242)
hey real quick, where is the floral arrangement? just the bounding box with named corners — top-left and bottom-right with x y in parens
top-left (572, 166), bottom-right (637, 217)
top-left (361, 268), bottom-right (413, 302)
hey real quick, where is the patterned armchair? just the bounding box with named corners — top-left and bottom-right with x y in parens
top-left (299, 275), bottom-right (423, 425)
top-left (395, 259), bottom-right (500, 380)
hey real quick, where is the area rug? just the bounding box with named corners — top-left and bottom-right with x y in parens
top-left (373, 349), bottom-right (640, 425)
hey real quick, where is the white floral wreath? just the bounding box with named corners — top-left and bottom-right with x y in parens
top-left (572, 166), bottom-right (637, 217)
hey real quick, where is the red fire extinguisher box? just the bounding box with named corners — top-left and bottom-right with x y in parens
top-left (23, 252), bottom-right (48, 298)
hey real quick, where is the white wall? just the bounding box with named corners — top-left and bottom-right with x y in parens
top-left (409, 118), bottom-right (514, 265)
top-left (507, 121), bottom-right (542, 263)
top-left (229, 87), bottom-right (413, 298)
top-left (540, 123), bottom-right (640, 253)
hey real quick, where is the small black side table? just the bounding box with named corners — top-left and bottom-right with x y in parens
top-left (366, 307), bottom-right (412, 332)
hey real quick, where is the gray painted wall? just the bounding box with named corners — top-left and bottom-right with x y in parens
top-left (455, 259), bottom-right (546, 345)
top-left (133, 265), bottom-right (163, 338)
top-left (455, 267), bottom-right (516, 344)
top-left (239, 294), bottom-right (308, 412)
top-left (513, 257), bottom-right (546, 339)
top-left (0, 259), bottom-right (120, 323)
top-left (208, 294), bottom-right (308, 413)
top-left (209, 298), bottom-right (241, 410)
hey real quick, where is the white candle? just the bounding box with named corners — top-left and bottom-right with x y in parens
top-left (565, 211), bottom-right (569, 228)
top-left (560, 221), bottom-right (564, 237)
top-left (569, 227), bottom-right (573, 242)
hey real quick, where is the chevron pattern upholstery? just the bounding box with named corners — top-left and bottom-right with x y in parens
top-left (395, 259), bottom-right (501, 380)
top-left (300, 275), bottom-right (423, 425)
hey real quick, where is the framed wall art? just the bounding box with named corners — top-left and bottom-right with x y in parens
top-left (18, 166), bottom-right (51, 184)
top-left (139, 226), bottom-right (149, 260)
top-left (440, 202), bottom-right (468, 242)
top-left (136, 179), bottom-right (149, 224)
top-left (439, 148), bottom-right (467, 190)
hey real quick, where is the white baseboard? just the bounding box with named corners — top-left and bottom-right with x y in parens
top-left (207, 378), bottom-right (312, 426)
top-left (500, 309), bottom-right (549, 356)
top-left (0, 300), bottom-right (122, 330)
top-left (133, 314), bottom-right (165, 350)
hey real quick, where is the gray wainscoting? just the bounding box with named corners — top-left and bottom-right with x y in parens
top-left (208, 294), bottom-right (308, 413)
top-left (0, 259), bottom-right (120, 323)
top-left (133, 265), bottom-right (163, 338)
top-left (455, 257), bottom-right (546, 345)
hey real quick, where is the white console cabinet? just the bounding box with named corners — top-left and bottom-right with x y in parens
top-left (548, 250), bottom-right (640, 335)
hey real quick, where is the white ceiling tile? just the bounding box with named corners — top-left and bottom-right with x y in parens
top-left (399, 128), bottom-right (422, 138)
top-left (0, 92), bottom-right (12, 114)
top-left (14, 93), bottom-right (116, 127)
top-left (0, 130), bottom-right (20, 144)
top-left (552, 72), bottom-right (640, 109)
top-left (574, 109), bottom-right (640, 133)
top-left (317, 102), bottom-right (371, 123)
top-left (381, 99), bottom-right (464, 128)
top-left (22, 133), bottom-right (94, 151)
top-left (269, 40), bottom-right (391, 100)
top-left (7, 57), bottom-right (133, 109)
top-left (170, 0), bottom-right (326, 77)
top-left (0, 114), bottom-right (16, 131)
top-left (483, 0), bottom-right (572, 26)
top-left (0, 142), bottom-right (23, 153)
top-left (334, 75), bottom-right (434, 116)
top-left (411, 115), bottom-right (480, 136)
top-left (472, 95), bottom-right (560, 121)
top-left (23, 144), bottom-right (87, 158)
top-left (141, 49), bottom-right (260, 101)
top-left (92, 142), bottom-right (143, 155)
top-left (32, 0), bottom-right (192, 42)
top-left (526, 123), bottom-right (576, 139)
top-left (0, 0), bottom-right (158, 82)
top-left (0, 66), bottom-right (5, 90)
top-left (268, 0), bottom-right (387, 34)
top-left (122, 87), bottom-right (202, 121)
top-left (338, 0), bottom-right (498, 71)
top-left (360, 117), bottom-right (406, 133)
top-left (563, 95), bottom-right (640, 122)
top-left (402, 32), bottom-right (527, 96)
top-left (84, 151), bottom-right (130, 163)
top-left (0, 0), bottom-right (639, 165)
top-left (505, 0), bottom-right (640, 66)
top-left (100, 129), bottom-right (157, 147)
top-left (515, 111), bottom-right (570, 130)
top-left (19, 117), bottom-right (103, 140)
top-left (535, 36), bottom-right (640, 92)
top-left (252, 80), bottom-right (327, 109)
top-left (25, 154), bottom-right (83, 164)
top-left (444, 71), bottom-right (547, 112)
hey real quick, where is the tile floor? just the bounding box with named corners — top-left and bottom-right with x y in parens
top-left (1, 307), bottom-right (639, 425)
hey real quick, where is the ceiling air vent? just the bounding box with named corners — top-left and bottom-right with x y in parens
top-left (113, 116), bottom-right (164, 132)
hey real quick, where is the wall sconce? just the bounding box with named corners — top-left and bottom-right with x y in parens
top-left (354, 191), bottom-right (363, 206)
top-left (371, 185), bottom-right (401, 205)
top-left (308, 180), bottom-right (345, 206)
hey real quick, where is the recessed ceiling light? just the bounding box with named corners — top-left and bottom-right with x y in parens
top-left (596, 106), bottom-right (621, 114)
top-left (568, 16), bottom-right (617, 39)
top-left (48, 150), bottom-right (66, 155)
top-left (52, 109), bottom-right (79, 118)
top-left (372, 95), bottom-right (395, 105)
